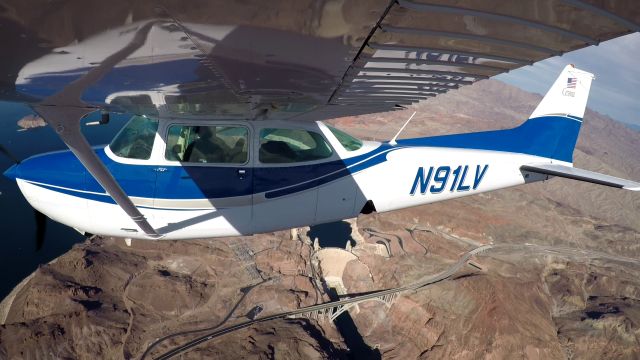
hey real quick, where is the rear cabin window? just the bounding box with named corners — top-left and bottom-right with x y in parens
top-left (109, 115), bottom-right (159, 160)
top-left (165, 125), bottom-right (248, 164)
top-left (327, 125), bottom-right (363, 151)
top-left (259, 128), bottom-right (333, 164)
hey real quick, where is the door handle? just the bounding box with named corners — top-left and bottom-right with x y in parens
top-left (237, 169), bottom-right (246, 180)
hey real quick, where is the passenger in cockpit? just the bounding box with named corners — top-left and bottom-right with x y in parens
top-left (184, 126), bottom-right (229, 163)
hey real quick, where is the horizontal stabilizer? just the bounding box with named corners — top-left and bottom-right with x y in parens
top-left (521, 164), bottom-right (640, 191)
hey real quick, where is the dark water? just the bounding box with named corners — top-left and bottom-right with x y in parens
top-left (0, 101), bottom-right (125, 299)
top-left (309, 222), bottom-right (381, 359)
top-left (327, 287), bottom-right (382, 359)
top-left (307, 220), bottom-right (355, 248)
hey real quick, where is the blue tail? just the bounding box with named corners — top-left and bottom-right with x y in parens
top-left (398, 65), bottom-right (594, 163)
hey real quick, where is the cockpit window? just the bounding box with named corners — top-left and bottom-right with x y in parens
top-left (109, 115), bottom-right (158, 160)
top-left (327, 125), bottom-right (363, 151)
top-left (165, 125), bottom-right (248, 164)
top-left (259, 128), bottom-right (333, 164)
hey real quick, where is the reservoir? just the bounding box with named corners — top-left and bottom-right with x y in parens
top-left (0, 101), bottom-right (123, 299)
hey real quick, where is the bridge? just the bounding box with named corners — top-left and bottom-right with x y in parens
top-left (291, 243), bottom-right (491, 322)
top-left (293, 292), bottom-right (399, 321)
top-left (146, 244), bottom-right (493, 360)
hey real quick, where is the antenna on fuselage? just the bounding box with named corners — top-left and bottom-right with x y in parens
top-left (389, 111), bottom-right (417, 145)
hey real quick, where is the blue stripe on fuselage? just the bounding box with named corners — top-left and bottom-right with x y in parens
top-left (15, 144), bottom-right (398, 206)
top-left (27, 181), bottom-right (115, 204)
top-left (13, 115), bottom-right (580, 206)
top-left (263, 146), bottom-right (395, 198)
top-left (397, 115), bottom-right (581, 163)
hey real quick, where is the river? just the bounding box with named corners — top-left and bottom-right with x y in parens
top-left (309, 221), bottom-right (382, 359)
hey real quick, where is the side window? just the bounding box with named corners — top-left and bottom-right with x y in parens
top-left (110, 115), bottom-right (159, 160)
top-left (165, 125), bottom-right (248, 164)
top-left (327, 125), bottom-right (363, 151)
top-left (259, 128), bottom-right (333, 164)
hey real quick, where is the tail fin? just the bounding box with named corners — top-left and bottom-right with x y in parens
top-left (521, 67), bottom-right (640, 191)
top-left (398, 65), bottom-right (595, 163)
top-left (530, 64), bottom-right (594, 120)
top-left (518, 64), bottom-right (595, 163)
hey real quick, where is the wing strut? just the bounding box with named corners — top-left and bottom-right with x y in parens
top-left (30, 20), bottom-right (162, 239)
top-left (34, 105), bottom-right (162, 238)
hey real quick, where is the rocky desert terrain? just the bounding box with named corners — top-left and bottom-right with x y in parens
top-left (1, 79), bottom-right (639, 359)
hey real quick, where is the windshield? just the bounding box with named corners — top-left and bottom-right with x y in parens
top-left (109, 115), bottom-right (159, 160)
top-left (327, 125), bottom-right (363, 151)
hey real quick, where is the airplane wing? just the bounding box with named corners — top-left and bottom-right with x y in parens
top-left (0, 0), bottom-right (638, 121)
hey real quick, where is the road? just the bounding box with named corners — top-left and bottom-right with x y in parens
top-left (148, 244), bottom-right (493, 359)
top-left (139, 278), bottom-right (273, 360)
top-left (409, 225), bottom-right (484, 248)
top-left (147, 239), bottom-right (640, 359)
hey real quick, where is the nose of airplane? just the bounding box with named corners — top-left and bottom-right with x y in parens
top-left (3, 163), bottom-right (19, 180)
top-left (6, 150), bottom-right (88, 191)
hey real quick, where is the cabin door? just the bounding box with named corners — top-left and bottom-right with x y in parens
top-left (154, 123), bottom-right (253, 237)
top-left (251, 126), bottom-right (340, 233)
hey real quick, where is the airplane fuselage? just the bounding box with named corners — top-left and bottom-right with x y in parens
top-left (6, 117), bottom-right (554, 240)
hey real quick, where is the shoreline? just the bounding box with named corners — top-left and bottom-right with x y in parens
top-left (0, 256), bottom-right (62, 325)
top-left (0, 270), bottom-right (34, 325)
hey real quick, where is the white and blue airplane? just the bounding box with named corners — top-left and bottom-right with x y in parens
top-left (4, 65), bottom-right (639, 240)
top-left (1, 1), bottom-right (639, 242)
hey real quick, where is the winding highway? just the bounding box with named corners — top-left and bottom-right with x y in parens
top-left (148, 244), bottom-right (493, 359)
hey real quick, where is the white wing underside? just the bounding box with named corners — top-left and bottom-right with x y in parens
top-left (5, 0), bottom-right (640, 121)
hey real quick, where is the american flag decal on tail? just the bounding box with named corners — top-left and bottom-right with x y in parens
top-left (567, 77), bottom-right (577, 89)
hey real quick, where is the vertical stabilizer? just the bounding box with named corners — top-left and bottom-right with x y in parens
top-left (515, 64), bottom-right (595, 163)
top-left (397, 65), bottom-right (596, 163)
top-left (530, 64), bottom-right (594, 120)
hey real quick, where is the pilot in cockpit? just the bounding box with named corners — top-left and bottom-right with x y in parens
top-left (184, 126), bottom-right (229, 163)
